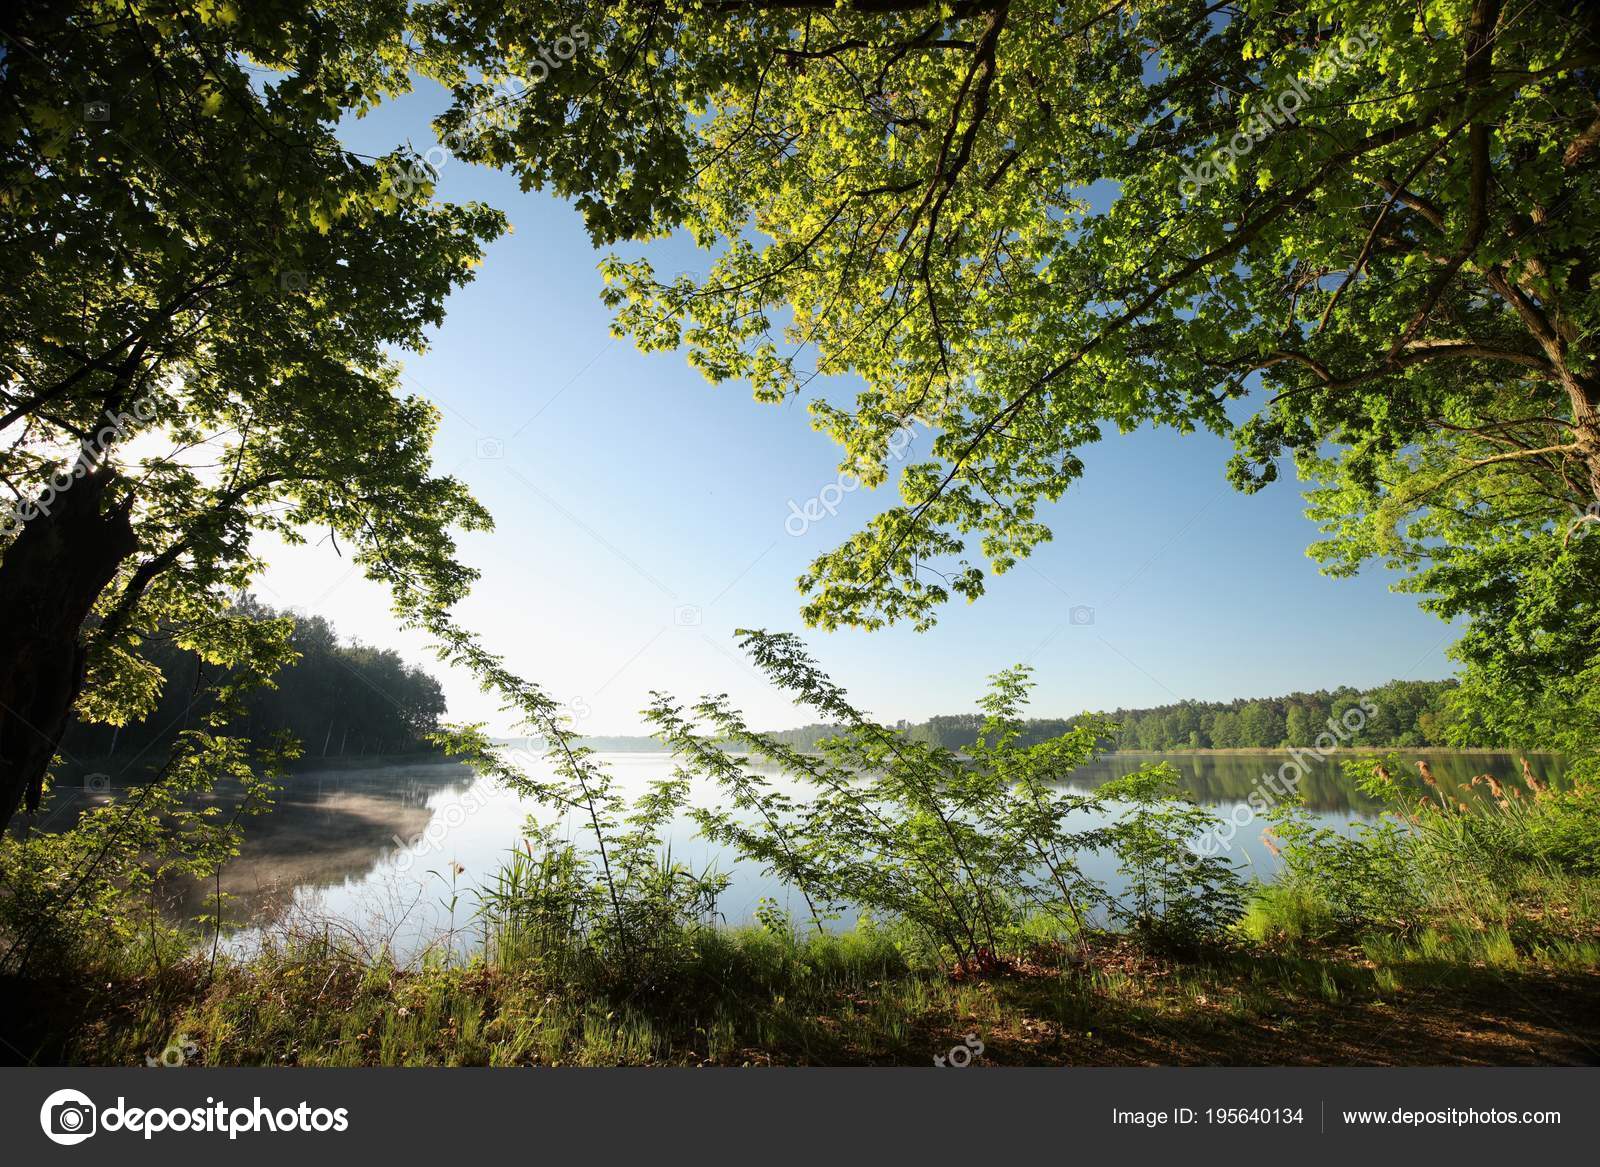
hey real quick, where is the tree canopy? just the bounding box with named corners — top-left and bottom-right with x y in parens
top-left (4, 1), bottom-right (1598, 838)
top-left (415, 0), bottom-right (1600, 769)
top-left (0, 1), bottom-right (502, 825)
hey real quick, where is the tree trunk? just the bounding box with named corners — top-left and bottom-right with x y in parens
top-left (0, 467), bottom-right (137, 829)
top-left (1569, 379), bottom-right (1600, 508)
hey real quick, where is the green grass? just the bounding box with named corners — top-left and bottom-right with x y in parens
top-left (7, 899), bottom-right (1598, 1068)
top-left (19, 923), bottom-right (987, 1067)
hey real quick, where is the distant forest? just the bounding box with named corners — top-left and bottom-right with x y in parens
top-left (901, 678), bottom-right (1462, 753)
top-left (63, 601), bottom-right (446, 763)
top-left (583, 678), bottom-right (1476, 753)
top-left (67, 624), bottom-right (1475, 764)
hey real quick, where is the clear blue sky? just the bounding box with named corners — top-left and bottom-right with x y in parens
top-left (252, 82), bottom-right (1458, 736)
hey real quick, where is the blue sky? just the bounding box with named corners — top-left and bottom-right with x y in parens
top-left (252, 82), bottom-right (1457, 736)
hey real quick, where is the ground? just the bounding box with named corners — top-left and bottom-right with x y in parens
top-left (4, 934), bottom-right (1596, 1067)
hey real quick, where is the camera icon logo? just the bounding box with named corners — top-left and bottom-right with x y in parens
top-left (83, 101), bottom-right (110, 122)
top-left (279, 270), bottom-right (309, 293)
top-left (673, 604), bottom-right (702, 627)
top-left (476, 437), bottom-right (504, 460)
top-left (83, 773), bottom-right (110, 794)
top-left (40, 1088), bottom-right (97, 1146)
top-left (1068, 604), bottom-right (1095, 626)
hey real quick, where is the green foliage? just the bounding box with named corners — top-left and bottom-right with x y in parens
top-left (419, 0), bottom-right (1600, 768)
top-left (0, 730), bottom-right (292, 975)
top-left (647, 631), bottom-right (1245, 968)
top-left (1099, 766), bottom-right (1243, 946)
top-left (475, 832), bottom-right (732, 998)
top-left (1304, 415), bottom-right (1600, 777)
top-left (1261, 799), bottom-right (1421, 933)
top-left (62, 599), bottom-right (448, 763)
top-left (7, 0), bottom-right (1596, 1066)
top-left (1, 0), bottom-right (503, 829)
top-left (1259, 753), bottom-right (1600, 948)
top-left (1523, 786), bottom-right (1600, 876)
top-left (422, 1), bottom-right (1600, 620)
top-left (906, 678), bottom-right (1463, 752)
top-left (432, 635), bottom-right (731, 995)
top-left (3, 0), bottom-right (503, 602)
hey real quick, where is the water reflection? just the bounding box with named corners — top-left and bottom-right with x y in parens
top-left (163, 763), bottom-right (475, 927)
top-left (1066, 751), bottom-right (1561, 813)
top-left (131, 750), bottom-right (1560, 959)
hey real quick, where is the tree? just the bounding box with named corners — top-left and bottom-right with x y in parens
top-left (0, 2), bottom-right (503, 828)
top-left (1285, 705), bottom-right (1318, 747)
top-left (1164, 704), bottom-right (1201, 750)
top-left (1238, 701), bottom-right (1285, 748)
top-left (1209, 710), bottom-right (1242, 749)
top-left (421, 0), bottom-right (1600, 761)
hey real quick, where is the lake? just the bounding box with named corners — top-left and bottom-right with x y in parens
top-left (73, 749), bottom-right (1565, 962)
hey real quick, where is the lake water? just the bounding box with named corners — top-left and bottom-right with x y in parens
top-left (94, 749), bottom-right (1562, 962)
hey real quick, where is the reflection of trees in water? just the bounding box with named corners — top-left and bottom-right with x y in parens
top-left (1065, 752), bottom-right (1562, 813)
top-left (165, 763), bottom-right (475, 928)
top-left (160, 752), bottom-right (1560, 932)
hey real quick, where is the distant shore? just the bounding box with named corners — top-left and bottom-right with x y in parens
top-left (1109, 746), bottom-right (1559, 756)
top-left (563, 740), bottom-right (1559, 756)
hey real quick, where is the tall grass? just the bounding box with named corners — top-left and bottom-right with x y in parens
top-left (1248, 754), bottom-right (1600, 969)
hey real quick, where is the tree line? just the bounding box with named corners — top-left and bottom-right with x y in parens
top-left (1093, 680), bottom-right (1460, 752)
top-left (61, 600), bottom-right (446, 765)
top-left (748, 678), bottom-right (1469, 755)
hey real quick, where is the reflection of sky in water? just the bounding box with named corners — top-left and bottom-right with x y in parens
top-left (201, 751), bottom-right (1560, 963)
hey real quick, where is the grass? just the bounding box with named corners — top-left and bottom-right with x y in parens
top-left (4, 902), bottom-right (1598, 1067)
